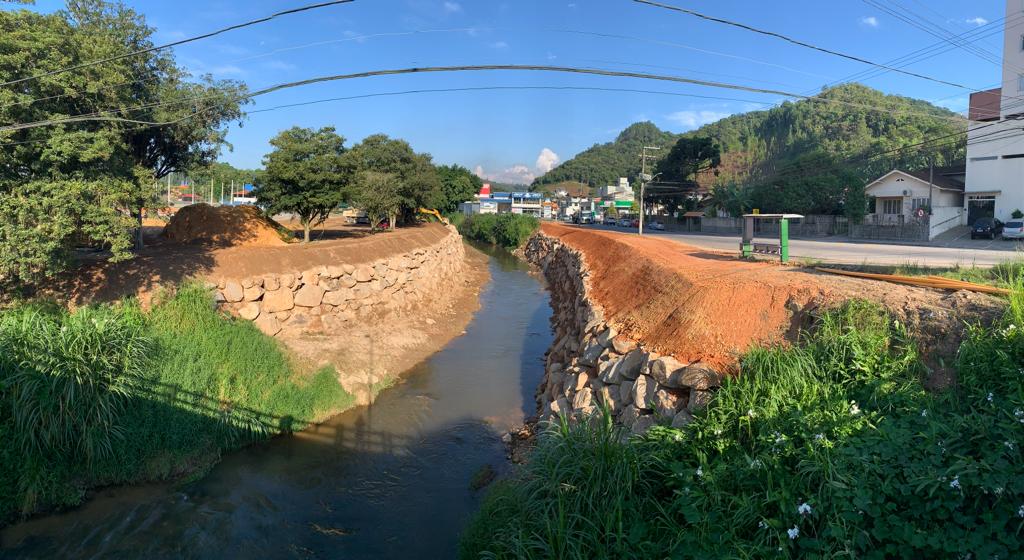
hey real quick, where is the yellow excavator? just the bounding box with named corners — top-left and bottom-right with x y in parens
top-left (418, 208), bottom-right (450, 226)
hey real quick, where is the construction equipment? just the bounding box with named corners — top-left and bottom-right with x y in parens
top-left (815, 267), bottom-right (1009, 296)
top-left (418, 208), bottom-right (450, 226)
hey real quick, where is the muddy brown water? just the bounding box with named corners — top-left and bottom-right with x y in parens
top-left (1, 245), bottom-right (552, 559)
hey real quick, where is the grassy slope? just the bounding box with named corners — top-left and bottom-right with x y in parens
top-left (462, 294), bottom-right (1024, 558)
top-left (0, 284), bottom-right (352, 524)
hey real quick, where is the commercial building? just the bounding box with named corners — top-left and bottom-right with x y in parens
top-left (460, 184), bottom-right (543, 216)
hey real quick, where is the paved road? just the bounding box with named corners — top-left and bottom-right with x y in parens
top-left (580, 224), bottom-right (1022, 267)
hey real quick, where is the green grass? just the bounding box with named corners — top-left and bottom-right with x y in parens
top-left (817, 259), bottom-right (1024, 289)
top-left (0, 283), bottom-right (352, 524)
top-left (462, 293), bottom-right (1024, 558)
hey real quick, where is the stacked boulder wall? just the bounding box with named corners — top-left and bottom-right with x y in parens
top-left (163, 204), bottom-right (290, 247)
top-left (524, 223), bottom-right (1001, 433)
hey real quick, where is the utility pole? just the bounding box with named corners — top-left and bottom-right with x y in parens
top-left (927, 156), bottom-right (934, 217)
top-left (166, 174), bottom-right (171, 206)
top-left (638, 146), bottom-right (661, 235)
top-left (210, 181), bottom-right (214, 206)
top-left (220, 182), bottom-right (224, 206)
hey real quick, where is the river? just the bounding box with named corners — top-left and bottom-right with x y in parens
top-left (1, 245), bottom-right (551, 559)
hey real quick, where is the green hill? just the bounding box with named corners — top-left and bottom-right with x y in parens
top-left (532, 84), bottom-right (967, 191)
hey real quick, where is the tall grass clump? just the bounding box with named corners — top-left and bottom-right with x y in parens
top-left (457, 213), bottom-right (539, 248)
top-left (0, 283), bottom-right (352, 525)
top-left (464, 298), bottom-right (1024, 558)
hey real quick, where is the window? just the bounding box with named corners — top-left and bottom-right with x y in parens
top-left (912, 198), bottom-right (929, 211)
top-left (882, 199), bottom-right (902, 215)
top-left (1021, 33), bottom-right (1024, 51)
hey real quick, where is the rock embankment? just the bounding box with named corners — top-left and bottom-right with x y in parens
top-left (524, 233), bottom-right (720, 434)
top-left (213, 226), bottom-right (466, 339)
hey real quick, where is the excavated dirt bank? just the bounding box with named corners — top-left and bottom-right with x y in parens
top-left (539, 223), bottom-right (1003, 382)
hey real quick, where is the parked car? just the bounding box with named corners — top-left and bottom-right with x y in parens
top-left (648, 220), bottom-right (665, 231)
top-left (579, 215), bottom-right (593, 224)
top-left (617, 218), bottom-right (632, 227)
top-left (1002, 220), bottom-right (1024, 240)
top-left (971, 217), bottom-right (1003, 239)
top-left (603, 215), bottom-right (617, 225)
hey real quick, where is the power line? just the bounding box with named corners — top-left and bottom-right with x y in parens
top-left (0, 0), bottom-right (356, 88)
top-left (0, 63), bottom-right (971, 133)
top-left (633, 0), bottom-right (978, 91)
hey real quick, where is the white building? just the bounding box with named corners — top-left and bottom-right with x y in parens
top-left (965, 0), bottom-right (1024, 224)
top-left (863, 166), bottom-right (965, 238)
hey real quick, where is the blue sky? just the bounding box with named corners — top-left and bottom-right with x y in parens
top-left (15, 0), bottom-right (1010, 183)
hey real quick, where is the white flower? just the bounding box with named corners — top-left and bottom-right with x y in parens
top-left (747, 409), bottom-right (756, 418)
top-left (797, 502), bottom-right (812, 515)
top-left (695, 467), bottom-right (703, 478)
top-left (1018, 505), bottom-right (1024, 518)
top-left (987, 392), bottom-right (994, 402)
top-left (995, 487), bottom-right (1005, 495)
top-left (921, 409), bottom-right (928, 417)
top-left (758, 520), bottom-right (768, 529)
top-left (849, 402), bottom-right (860, 415)
top-left (1005, 440), bottom-right (1015, 451)
top-left (749, 458), bottom-right (763, 469)
top-left (950, 476), bottom-right (961, 490)
top-left (814, 433), bottom-right (825, 442)
top-left (787, 526), bottom-right (799, 540)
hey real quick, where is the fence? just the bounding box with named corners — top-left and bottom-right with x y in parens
top-left (671, 215), bottom-right (849, 237)
top-left (849, 214), bottom-right (929, 241)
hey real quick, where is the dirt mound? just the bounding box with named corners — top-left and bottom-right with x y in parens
top-left (162, 204), bottom-right (289, 247)
top-left (540, 223), bottom-right (1002, 379)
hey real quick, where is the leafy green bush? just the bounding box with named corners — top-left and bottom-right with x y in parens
top-left (464, 299), bottom-right (1024, 558)
top-left (0, 283), bottom-right (352, 524)
top-left (457, 213), bottom-right (539, 248)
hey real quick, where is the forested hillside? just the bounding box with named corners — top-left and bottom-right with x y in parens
top-left (532, 84), bottom-right (967, 194)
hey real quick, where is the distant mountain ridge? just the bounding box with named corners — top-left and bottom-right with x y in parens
top-left (532, 83), bottom-right (966, 190)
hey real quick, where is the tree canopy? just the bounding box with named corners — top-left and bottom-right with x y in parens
top-left (435, 164), bottom-right (482, 213)
top-left (0, 0), bottom-right (246, 289)
top-left (257, 127), bottom-right (350, 242)
top-left (345, 134), bottom-right (440, 226)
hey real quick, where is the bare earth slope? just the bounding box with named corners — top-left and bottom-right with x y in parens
top-left (542, 223), bottom-right (1002, 381)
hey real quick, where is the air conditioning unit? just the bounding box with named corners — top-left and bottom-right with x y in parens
top-left (902, 189), bottom-right (911, 196)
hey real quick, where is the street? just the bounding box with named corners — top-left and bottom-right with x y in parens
top-left (581, 224), bottom-right (1022, 267)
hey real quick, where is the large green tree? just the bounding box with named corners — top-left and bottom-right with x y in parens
top-left (0, 0), bottom-right (245, 290)
top-left (435, 163), bottom-right (482, 213)
top-left (655, 137), bottom-right (721, 185)
top-left (346, 134), bottom-right (440, 227)
top-left (257, 127), bottom-right (350, 242)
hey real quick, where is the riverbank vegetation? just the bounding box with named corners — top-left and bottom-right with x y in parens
top-left (0, 283), bottom-right (351, 526)
top-left (462, 291), bottom-right (1024, 558)
top-left (452, 213), bottom-right (540, 249)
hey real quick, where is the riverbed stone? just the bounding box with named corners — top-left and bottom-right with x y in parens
top-left (620, 379), bottom-right (635, 406)
top-left (550, 397), bottom-right (570, 417)
top-left (253, 313), bottom-right (281, 336)
top-left (578, 338), bottom-right (604, 367)
top-left (573, 371), bottom-right (591, 392)
top-left (319, 277), bottom-right (341, 291)
top-left (263, 276), bottom-right (280, 291)
top-left (677, 362), bottom-right (722, 390)
top-left (598, 357), bottom-right (623, 384)
top-left (241, 277), bottom-right (256, 289)
top-left (262, 288), bottom-right (294, 313)
top-left (598, 384), bottom-right (623, 414)
top-left (222, 281), bottom-right (244, 303)
top-left (243, 285), bottom-right (264, 302)
top-left (620, 404), bottom-right (640, 429)
top-left (671, 409), bottom-right (694, 428)
top-left (323, 289), bottom-right (352, 306)
top-left (293, 284), bottom-right (325, 308)
top-left (611, 336), bottom-right (637, 354)
top-left (354, 266), bottom-right (374, 282)
top-left (572, 387), bottom-right (593, 411)
top-left (640, 350), bottom-right (661, 376)
top-left (631, 414), bottom-right (657, 435)
top-left (688, 389), bottom-right (713, 412)
top-left (597, 326), bottom-right (617, 348)
top-left (340, 275), bottom-right (357, 288)
top-left (654, 388), bottom-right (685, 418)
top-left (650, 356), bottom-right (687, 388)
top-left (632, 375), bottom-right (658, 410)
top-left (280, 273), bottom-right (295, 289)
top-left (618, 349), bottom-right (644, 380)
top-left (238, 302), bottom-right (261, 321)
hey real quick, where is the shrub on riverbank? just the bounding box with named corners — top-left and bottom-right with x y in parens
top-left (0, 284), bottom-right (351, 525)
top-left (455, 213), bottom-right (539, 248)
top-left (462, 296), bottom-right (1024, 558)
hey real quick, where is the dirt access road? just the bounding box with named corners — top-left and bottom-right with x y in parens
top-left (542, 223), bottom-right (1003, 385)
top-left (584, 224), bottom-right (1019, 267)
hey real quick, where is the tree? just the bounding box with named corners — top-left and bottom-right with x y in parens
top-left (356, 171), bottom-right (402, 231)
top-left (0, 1), bottom-right (245, 289)
top-left (257, 127), bottom-right (350, 242)
top-left (346, 134), bottom-right (440, 226)
top-left (435, 164), bottom-right (482, 213)
top-left (656, 137), bottom-right (721, 185)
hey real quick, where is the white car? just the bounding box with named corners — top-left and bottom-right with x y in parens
top-left (648, 220), bottom-right (665, 231)
top-left (1003, 220), bottom-right (1024, 240)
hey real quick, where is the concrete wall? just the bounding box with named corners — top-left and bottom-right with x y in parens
top-left (212, 226), bottom-right (466, 337)
top-left (523, 233), bottom-right (721, 435)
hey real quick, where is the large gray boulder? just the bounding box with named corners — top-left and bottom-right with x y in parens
top-left (650, 356), bottom-right (687, 388)
top-left (222, 281), bottom-right (244, 303)
top-left (677, 362), bottom-right (722, 390)
top-left (632, 375), bottom-right (658, 410)
top-left (262, 288), bottom-right (294, 313)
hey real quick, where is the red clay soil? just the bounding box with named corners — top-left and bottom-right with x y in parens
top-left (542, 223), bottom-right (1003, 377)
top-left (162, 204), bottom-right (289, 247)
top-left (64, 222), bottom-right (453, 306)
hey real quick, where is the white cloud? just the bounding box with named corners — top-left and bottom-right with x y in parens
top-left (535, 148), bottom-right (560, 173)
top-left (965, 16), bottom-right (988, 26)
top-left (860, 16), bottom-right (879, 28)
top-left (263, 60), bottom-right (296, 71)
top-left (666, 110), bottom-right (731, 130)
top-left (443, 1), bottom-right (462, 13)
top-left (490, 40), bottom-right (509, 49)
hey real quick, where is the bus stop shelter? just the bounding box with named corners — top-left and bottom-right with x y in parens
top-left (740, 213), bottom-right (804, 263)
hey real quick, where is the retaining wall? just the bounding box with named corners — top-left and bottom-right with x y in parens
top-left (212, 226), bottom-right (466, 337)
top-left (524, 233), bottom-right (722, 434)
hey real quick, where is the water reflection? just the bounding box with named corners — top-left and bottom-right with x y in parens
top-left (2, 243), bottom-right (552, 559)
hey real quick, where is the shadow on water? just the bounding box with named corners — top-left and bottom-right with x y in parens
top-left (2, 242), bottom-right (553, 559)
